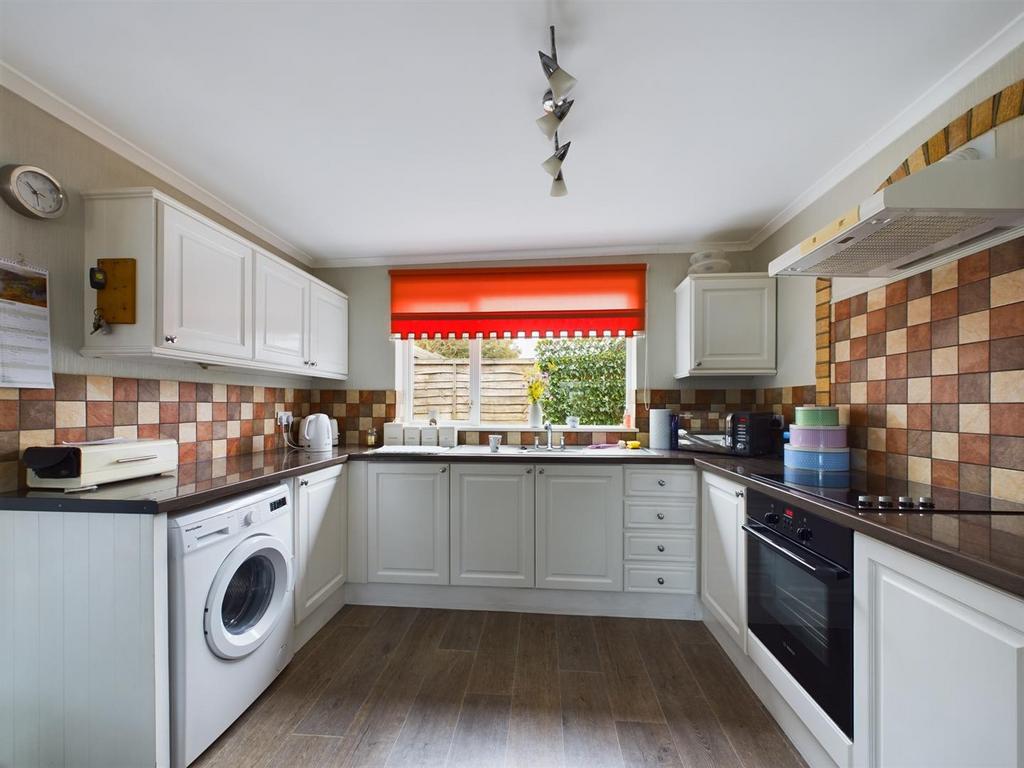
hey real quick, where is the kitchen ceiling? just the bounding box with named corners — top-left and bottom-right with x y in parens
top-left (1, 1), bottom-right (1022, 266)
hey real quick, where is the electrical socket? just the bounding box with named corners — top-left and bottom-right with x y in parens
top-left (276, 411), bottom-right (293, 426)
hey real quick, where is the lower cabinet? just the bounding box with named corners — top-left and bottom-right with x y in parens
top-left (367, 462), bottom-right (450, 585)
top-left (700, 471), bottom-right (747, 650)
top-left (536, 464), bottom-right (623, 591)
top-left (854, 534), bottom-right (1024, 768)
top-left (293, 465), bottom-right (347, 624)
top-left (450, 464), bottom-right (535, 587)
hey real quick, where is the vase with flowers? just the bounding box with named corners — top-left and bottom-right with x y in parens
top-left (524, 365), bottom-right (549, 428)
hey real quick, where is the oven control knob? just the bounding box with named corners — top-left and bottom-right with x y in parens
top-left (898, 496), bottom-right (914, 509)
top-left (856, 495), bottom-right (875, 508)
top-left (764, 512), bottom-right (780, 525)
top-left (796, 526), bottom-right (813, 542)
top-left (877, 496), bottom-right (894, 509)
top-left (917, 496), bottom-right (935, 509)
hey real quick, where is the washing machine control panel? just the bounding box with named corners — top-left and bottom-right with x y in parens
top-left (176, 486), bottom-right (290, 551)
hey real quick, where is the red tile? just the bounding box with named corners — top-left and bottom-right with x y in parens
top-left (55, 427), bottom-right (87, 444)
top-left (931, 288), bottom-right (959, 321)
top-left (886, 429), bottom-right (907, 454)
top-left (867, 381), bottom-right (886, 404)
top-left (86, 401), bottom-right (113, 427)
top-left (113, 378), bottom-right (138, 401)
top-left (931, 459), bottom-right (959, 489)
top-left (886, 279), bottom-right (908, 306)
top-left (835, 361), bottom-right (851, 383)
top-left (959, 434), bottom-right (990, 465)
top-left (834, 298), bottom-right (851, 321)
top-left (885, 354), bottom-right (907, 379)
top-left (957, 249), bottom-right (989, 284)
top-left (906, 323), bottom-right (932, 352)
top-left (866, 309), bottom-right (886, 335)
top-left (160, 402), bottom-right (179, 423)
top-left (0, 401), bottom-right (17, 431)
top-left (990, 302), bottom-right (1024, 339)
top-left (227, 385), bottom-right (242, 403)
top-left (178, 382), bottom-right (197, 402)
top-left (867, 450), bottom-right (887, 476)
top-left (958, 341), bottom-right (990, 373)
top-left (849, 404), bottom-right (868, 427)
top-left (992, 404), bottom-right (1024, 436)
top-left (907, 404), bottom-right (931, 430)
top-left (196, 421), bottom-right (214, 441)
top-left (227, 438), bottom-right (241, 456)
top-left (907, 271), bottom-right (932, 300)
top-left (178, 443), bottom-right (197, 463)
top-left (850, 293), bottom-right (868, 317)
top-left (931, 375), bottom-right (959, 403)
top-left (212, 403), bottom-right (228, 421)
top-left (137, 423), bottom-right (160, 439)
top-left (991, 238), bottom-right (1024, 277)
top-left (849, 337), bottom-right (867, 360)
top-left (20, 387), bottom-right (55, 401)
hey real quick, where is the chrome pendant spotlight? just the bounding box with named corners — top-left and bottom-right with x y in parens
top-left (537, 26), bottom-right (574, 197)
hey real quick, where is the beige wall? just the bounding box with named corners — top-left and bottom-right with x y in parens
top-left (0, 86), bottom-right (313, 387)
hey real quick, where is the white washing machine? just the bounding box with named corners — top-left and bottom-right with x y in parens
top-left (168, 483), bottom-right (295, 768)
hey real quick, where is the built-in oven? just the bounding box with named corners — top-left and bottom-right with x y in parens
top-left (743, 489), bottom-right (853, 739)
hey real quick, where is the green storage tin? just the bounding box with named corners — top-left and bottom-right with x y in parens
top-left (794, 406), bottom-right (840, 427)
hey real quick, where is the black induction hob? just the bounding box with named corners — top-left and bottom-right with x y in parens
top-left (751, 468), bottom-right (1024, 514)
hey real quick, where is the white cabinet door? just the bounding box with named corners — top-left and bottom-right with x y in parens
top-left (367, 462), bottom-right (449, 585)
top-left (254, 252), bottom-right (309, 370)
top-left (309, 283), bottom-right (348, 377)
top-left (294, 465), bottom-right (347, 625)
top-left (700, 471), bottom-right (747, 650)
top-left (854, 534), bottom-right (1024, 768)
top-left (536, 464), bottom-right (623, 591)
top-left (676, 274), bottom-right (776, 376)
top-left (159, 203), bottom-right (253, 359)
top-left (450, 464), bottom-right (534, 588)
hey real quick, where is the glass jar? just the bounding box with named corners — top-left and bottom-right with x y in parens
top-left (367, 426), bottom-right (378, 447)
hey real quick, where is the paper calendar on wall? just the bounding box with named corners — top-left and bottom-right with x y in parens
top-left (0, 257), bottom-right (54, 389)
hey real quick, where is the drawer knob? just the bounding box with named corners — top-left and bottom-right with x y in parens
top-left (164, 335), bottom-right (178, 343)
top-left (657, 577), bottom-right (665, 585)
top-left (735, 490), bottom-right (745, 498)
top-left (538, 468), bottom-right (545, 474)
top-left (657, 479), bottom-right (666, 487)
top-left (440, 467), bottom-right (447, 473)
top-left (299, 479), bottom-right (309, 486)
top-left (657, 544), bottom-right (665, 552)
top-left (526, 468), bottom-right (533, 474)
top-left (656, 512), bottom-right (665, 520)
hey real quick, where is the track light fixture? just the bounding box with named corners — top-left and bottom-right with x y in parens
top-left (538, 26), bottom-right (574, 197)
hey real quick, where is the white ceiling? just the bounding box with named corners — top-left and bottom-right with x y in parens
top-left (1, 1), bottom-right (1023, 266)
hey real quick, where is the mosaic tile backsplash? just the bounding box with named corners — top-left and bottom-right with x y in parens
top-left (828, 235), bottom-right (1024, 503)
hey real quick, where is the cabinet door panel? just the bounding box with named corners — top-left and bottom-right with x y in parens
top-left (693, 277), bottom-right (775, 371)
top-left (255, 253), bottom-right (309, 369)
top-left (294, 465), bottom-right (346, 624)
top-left (159, 204), bottom-right (253, 358)
top-left (700, 472), bottom-right (746, 649)
top-left (309, 284), bottom-right (348, 377)
top-left (451, 465), bottom-right (534, 587)
top-left (536, 465), bottom-right (622, 591)
top-left (367, 463), bottom-right (449, 584)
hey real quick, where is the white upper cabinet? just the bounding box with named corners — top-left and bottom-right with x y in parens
top-left (160, 204), bottom-right (253, 359)
top-left (675, 273), bottom-right (776, 376)
top-left (308, 283), bottom-right (349, 377)
top-left (81, 189), bottom-right (348, 379)
top-left (254, 251), bottom-right (309, 370)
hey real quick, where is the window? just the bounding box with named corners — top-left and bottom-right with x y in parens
top-left (399, 336), bottom-right (636, 427)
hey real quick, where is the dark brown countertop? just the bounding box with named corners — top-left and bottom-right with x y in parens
top-left (343, 445), bottom-right (699, 464)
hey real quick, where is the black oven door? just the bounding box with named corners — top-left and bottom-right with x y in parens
top-left (744, 520), bottom-right (853, 739)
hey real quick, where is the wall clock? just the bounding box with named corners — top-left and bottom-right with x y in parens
top-left (0, 164), bottom-right (68, 220)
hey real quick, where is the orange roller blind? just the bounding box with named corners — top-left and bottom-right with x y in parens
top-left (389, 264), bottom-right (647, 338)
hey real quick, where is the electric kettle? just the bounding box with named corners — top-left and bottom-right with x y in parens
top-left (299, 413), bottom-right (332, 452)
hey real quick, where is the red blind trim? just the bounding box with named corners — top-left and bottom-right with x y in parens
top-left (390, 263), bottom-right (646, 338)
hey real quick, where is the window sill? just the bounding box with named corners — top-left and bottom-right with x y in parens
top-left (453, 424), bottom-right (637, 433)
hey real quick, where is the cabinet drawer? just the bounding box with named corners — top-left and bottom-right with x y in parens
top-left (624, 500), bottom-right (696, 529)
top-left (625, 468), bottom-right (696, 497)
top-left (624, 564), bottom-right (696, 594)
top-left (624, 532), bottom-right (695, 562)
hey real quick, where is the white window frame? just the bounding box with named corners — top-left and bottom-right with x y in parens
top-left (399, 337), bottom-right (637, 429)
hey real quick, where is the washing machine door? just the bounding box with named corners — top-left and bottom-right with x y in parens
top-left (204, 533), bottom-right (291, 660)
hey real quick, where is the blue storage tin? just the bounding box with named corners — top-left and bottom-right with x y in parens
top-left (783, 444), bottom-right (850, 471)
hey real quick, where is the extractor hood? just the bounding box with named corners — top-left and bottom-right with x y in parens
top-left (769, 157), bottom-right (1024, 278)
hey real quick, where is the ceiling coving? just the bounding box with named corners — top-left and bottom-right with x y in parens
top-left (536, 25), bottom-right (575, 197)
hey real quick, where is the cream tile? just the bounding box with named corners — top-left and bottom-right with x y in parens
top-left (850, 382), bottom-right (867, 404)
top-left (868, 427), bottom-right (886, 452)
top-left (254, 386), bottom-right (265, 403)
top-left (346, 390), bottom-right (360, 404)
top-left (836, 405), bottom-right (850, 426)
top-left (241, 402), bottom-right (253, 420)
top-left (345, 430), bottom-right (359, 445)
top-left (264, 418), bottom-right (276, 434)
top-left (464, 431), bottom-right (480, 445)
top-left (907, 377), bottom-right (931, 403)
top-left (886, 404), bottom-right (907, 429)
top-left (157, 380), bottom-right (177, 402)
top-left (179, 423), bottom-right (197, 443)
top-left (20, 429), bottom-right (55, 450)
top-left (849, 314), bottom-right (867, 338)
top-left (931, 347), bottom-right (958, 376)
top-left (86, 375), bottom-right (113, 401)
top-left (114, 425), bottom-right (138, 441)
top-left (212, 439), bottom-right (227, 459)
top-left (992, 467), bottom-right (1024, 504)
top-left (227, 421), bottom-right (241, 438)
top-left (932, 261), bottom-right (959, 293)
top-left (958, 310), bottom-right (990, 344)
top-left (906, 296), bottom-right (931, 326)
top-left (359, 417), bottom-right (372, 430)
top-left (867, 287), bottom-right (887, 311)
top-left (506, 431), bottom-right (521, 446)
top-left (213, 384), bottom-right (227, 402)
top-left (931, 431), bottom-right (959, 461)
top-left (834, 340), bottom-right (850, 363)
top-left (372, 403), bottom-right (386, 418)
top-left (55, 400), bottom-right (86, 428)
top-left (386, 390), bottom-right (397, 405)
top-left (138, 401), bottom-right (160, 425)
top-left (252, 435), bottom-right (265, 452)
top-left (885, 328), bottom-right (907, 355)
top-left (959, 404), bottom-right (990, 434)
top-left (196, 402), bottom-right (213, 421)
top-left (990, 268), bottom-right (1024, 308)
top-left (992, 371), bottom-right (1024, 403)
top-left (907, 456), bottom-right (932, 485)
top-left (867, 357), bottom-right (887, 381)
top-left (0, 388), bottom-right (19, 400)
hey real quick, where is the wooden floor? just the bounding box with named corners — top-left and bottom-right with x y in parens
top-left (193, 606), bottom-right (807, 768)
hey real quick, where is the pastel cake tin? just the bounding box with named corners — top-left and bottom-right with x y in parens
top-left (789, 425), bottom-right (848, 449)
top-left (784, 444), bottom-right (851, 471)
top-left (794, 406), bottom-right (840, 427)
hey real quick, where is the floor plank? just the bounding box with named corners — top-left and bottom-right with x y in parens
top-left (385, 649), bottom-right (474, 767)
top-left (593, 617), bottom-right (664, 724)
top-left (338, 609), bottom-right (453, 767)
top-left (439, 609), bottom-right (486, 651)
top-left (615, 722), bottom-right (683, 768)
top-left (265, 734), bottom-right (348, 768)
top-left (555, 614), bottom-right (601, 672)
top-left (295, 607), bottom-right (419, 737)
top-left (338, 604), bottom-right (389, 627)
top-left (505, 613), bottom-right (563, 768)
top-left (467, 611), bottom-right (521, 696)
top-left (559, 670), bottom-right (622, 768)
top-left (446, 693), bottom-right (512, 768)
top-left (677, 641), bottom-right (805, 768)
top-left (630, 619), bottom-right (742, 768)
top-left (666, 620), bottom-right (715, 646)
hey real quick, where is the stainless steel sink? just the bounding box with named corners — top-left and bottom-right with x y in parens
top-left (446, 444), bottom-right (652, 457)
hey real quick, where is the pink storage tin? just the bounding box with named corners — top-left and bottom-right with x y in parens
top-left (789, 425), bottom-right (848, 449)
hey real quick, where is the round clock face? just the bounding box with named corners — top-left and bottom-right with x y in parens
top-left (1, 165), bottom-right (67, 219)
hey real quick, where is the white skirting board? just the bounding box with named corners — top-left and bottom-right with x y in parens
top-left (703, 609), bottom-right (847, 768)
top-left (293, 584), bottom-right (348, 652)
top-left (346, 582), bottom-right (701, 619)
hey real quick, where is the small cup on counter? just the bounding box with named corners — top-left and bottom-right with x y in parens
top-left (488, 434), bottom-right (502, 453)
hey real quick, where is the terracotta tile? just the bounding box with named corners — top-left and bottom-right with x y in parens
top-left (991, 238), bottom-right (1024, 277)
top-left (991, 337), bottom-right (1024, 371)
top-left (885, 279), bottom-right (908, 306)
top-left (906, 350), bottom-right (931, 378)
top-left (0, 401), bottom-right (18, 431)
top-left (848, 404), bottom-right (868, 427)
top-left (55, 401), bottom-right (86, 428)
top-left (227, 403), bottom-right (241, 420)
top-left (991, 302), bottom-right (1024, 339)
top-left (907, 404), bottom-right (931, 430)
top-left (138, 379), bottom-right (161, 401)
top-left (931, 459), bottom-right (959, 489)
top-left (885, 303), bottom-right (907, 331)
top-left (885, 354), bottom-right (907, 379)
top-left (907, 323), bottom-right (932, 352)
top-left (932, 404), bottom-right (959, 432)
top-left (867, 381), bottom-right (886, 404)
top-left (886, 428), bottom-right (907, 455)
top-left (196, 421), bottom-right (214, 441)
top-left (957, 341), bottom-right (989, 373)
top-left (867, 450), bottom-right (887, 476)
top-left (86, 426), bottom-right (114, 441)
top-left (866, 309), bottom-right (886, 335)
top-left (137, 423), bottom-right (160, 439)
top-left (866, 333), bottom-right (886, 359)
top-left (54, 427), bottom-right (86, 445)
top-left (992, 404), bottom-right (1024, 436)
top-left (54, 374), bottom-right (86, 401)
top-left (228, 385), bottom-right (242, 403)
top-left (834, 319), bottom-right (850, 342)
top-left (959, 433), bottom-right (990, 465)
top-left (960, 404), bottom-right (990, 434)
top-left (160, 423), bottom-right (179, 441)
top-left (865, 404), bottom-right (885, 428)
top-left (959, 464), bottom-right (990, 496)
top-left (957, 249), bottom-right (989, 284)
top-left (931, 318), bottom-right (959, 348)
top-left (907, 430), bottom-right (931, 457)
top-left (241, 386), bottom-right (255, 403)
top-left (178, 382), bottom-right (197, 402)
top-left (931, 288), bottom-right (958, 321)
top-left (957, 280), bottom-right (989, 315)
top-left (958, 373), bottom-right (989, 403)
top-left (850, 292), bottom-right (868, 317)
top-left (113, 377), bottom-right (138, 401)
top-left (178, 443), bottom-right (197, 464)
top-left (834, 361), bottom-right (851, 383)
top-left (932, 261), bottom-right (959, 293)
top-left (113, 401), bottom-right (137, 426)
top-left (213, 403), bottom-right (228, 421)
top-left (160, 403), bottom-right (179, 423)
top-left (850, 337), bottom-right (867, 361)
top-left (86, 401), bottom-right (113, 427)
top-left (20, 387), bottom-right (54, 401)
top-left (907, 271), bottom-right (931, 300)
top-left (885, 453), bottom-right (908, 480)
top-left (20, 401), bottom-right (55, 430)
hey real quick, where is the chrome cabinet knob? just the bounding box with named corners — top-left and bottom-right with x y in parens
top-left (735, 490), bottom-right (745, 498)
top-left (657, 479), bottom-right (666, 487)
top-left (299, 479), bottom-right (309, 486)
top-left (439, 466), bottom-right (447, 473)
top-left (657, 577), bottom-right (665, 585)
top-left (695, 361), bottom-right (702, 367)
top-left (656, 512), bottom-right (665, 520)
top-left (164, 335), bottom-right (178, 343)
top-left (312, 361), bottom-right (318, 367)
top-left (303, 360), bottom-right (310, 366)
top-left (538, 468), bottom-right (545, 474)
top-left (526, 468), bottom-right (533, 474)
top-left (657, 544), bottom-right (665, 552)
